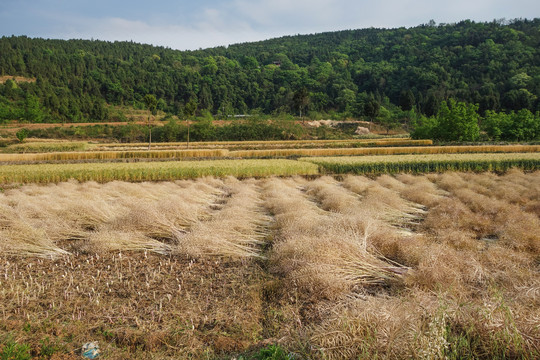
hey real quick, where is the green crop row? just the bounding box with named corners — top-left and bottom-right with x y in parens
top-left (301, 153), bottom-right (540, 174)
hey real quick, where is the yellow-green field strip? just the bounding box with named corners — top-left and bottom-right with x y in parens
top-left (300, 152), bottom-right (540, 174)
top-left (93, 137), bottom-right (426, 149)
top-left (0, 149), bottom-right (228, 162)
top-left (229, 144), bottom-right (540, 158)
top-left (2, 138), bottom-right (426, 154)
top-left (0, 159), bottom-right (319, 183)
top-left (2, 141), bottom-right (88, 153)
top-left (1, 144), bottom-right (538, 163)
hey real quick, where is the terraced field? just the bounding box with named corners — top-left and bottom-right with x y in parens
top-left (0, 172), bottom-right (538, 359)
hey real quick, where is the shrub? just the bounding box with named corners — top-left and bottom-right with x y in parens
top-left (15, 128), bottom-right (28, 143)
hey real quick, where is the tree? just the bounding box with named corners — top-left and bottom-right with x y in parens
top-left (508, 109), bottom-right (539, 141)
top-left (377, 106), bottom-right (399, 134)
top-left (435, 99), bottom-right (480, 141)
top-left (364, 97), bottom-right (380, 129)
top-left (190, 110), bottom-right (215, 141)
top-left (16, 128), bottom-right (29, 142)
top-left (23, 94), bottom-right (44, 123)
top-left (162, 117), bottom-right (181, 142)
top-left (144, 94), bottom-right (157, 149)
top-left (423, 93), bottom-right (440, 117)
top-left (399, 90), bottom-right (415, 111)
top-left (293, 87), bottom-right (310, 119)
top-left (482, 111), bottom-right (510, 140)
top-left (410, 115), bottom-right (437, 139)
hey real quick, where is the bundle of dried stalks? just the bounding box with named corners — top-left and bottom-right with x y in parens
top-left (262, 178), bottom-right (405, 302)
top-left (176, 181), bottom-right (271, 258)
top-left (0, 221), bottom-right (70, 258)
top-left (342, 175), bottom-right (426, 229)
top-left (309, 291), bottom-right (439, 360)
top-left (394, 173), bottom-right (448, 207)
top-left (0, 179), bottom-right (226, 256)
top-left (88, 230), bottom-right (172, 254)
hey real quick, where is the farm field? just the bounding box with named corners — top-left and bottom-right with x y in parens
top-left (0, 138), bottom-right (429, 154)
top-left (0, 159), bottom-right (319, 184)
top-left (1, 144), bottom-right (539, 164)
top-left (0, 152), bottom-right (539, 183)
top-left (0, 172), bottom-right (538, 359)
top-left (0, 137), bottom-right (539, 359)
top-left (303, 152), bottom-right (540, 174)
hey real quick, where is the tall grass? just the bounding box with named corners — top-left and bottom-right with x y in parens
top-left (302, 153), bottom-right (540, 174)
top-left (0, 159), bottom-right (319, 183)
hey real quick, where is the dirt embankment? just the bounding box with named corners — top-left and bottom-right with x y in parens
top-left (0, 121), bottom-right (161, 134)
top-left (0, 75), bottom-right (36, 83)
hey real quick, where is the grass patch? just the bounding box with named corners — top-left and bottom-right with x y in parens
top-left (0, 336), bottom-right (31, 360)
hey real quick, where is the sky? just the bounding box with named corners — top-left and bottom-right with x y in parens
top-left (1, 0), bottom-right (539, 50)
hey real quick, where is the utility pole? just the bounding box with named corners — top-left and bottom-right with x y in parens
top-left (144, 94), bottom-right (157, 150)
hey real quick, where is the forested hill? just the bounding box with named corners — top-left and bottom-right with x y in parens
top-left (0, 18), bottom-right (539, 123)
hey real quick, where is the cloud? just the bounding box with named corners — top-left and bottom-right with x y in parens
top-left (1, 0), bottom-right (539, 50)
top-left (57, 16), bottom-right (268, 50)
top-left (232, 0), bottom-right (342, 29)
top-left (224, 0), bottom-right (540, 32)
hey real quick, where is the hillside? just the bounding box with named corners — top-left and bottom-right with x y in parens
top-left (0, 18), bottom-right (539, 124)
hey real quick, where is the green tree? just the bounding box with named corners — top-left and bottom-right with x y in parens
top-left (410, 115), bottom-right (437, 139)
top-left (508, 109), bottom-right (539, 141)
top-left (423, 93), bottom-right (440, 117)
top-left (399, 90), bottom-right (415, 111)
top-left (364, 97), bottom-right (380, 129)
top-left (377, 106), bottom-right (399, 134)
top-left (162, 117), bottom-right (181, 142)
top-left (435, 99), bottom-right (480, 141)
top-left (293, 87), bottom-right (310, 119)
top-left (191, 110), bottom-right (215, 141)
top-left (23, 94), bottom-right (44, 123)
top-left (16, 128), bottom-right (29, 142)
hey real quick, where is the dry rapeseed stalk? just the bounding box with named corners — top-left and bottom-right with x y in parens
top-left (175, 180), bottom-right (271, 258)
top-left (261, 177), bottom-right (405, 302)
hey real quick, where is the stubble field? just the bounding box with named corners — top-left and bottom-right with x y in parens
top-left (0, 171), bottom-right (538, 359)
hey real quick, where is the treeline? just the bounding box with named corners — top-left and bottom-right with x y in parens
top-left (411, 99), bottom-right (540, 141)
top-left (0, 18), bottom-right (538, 125)
top-left (24, 117), bottom-right (307, 143)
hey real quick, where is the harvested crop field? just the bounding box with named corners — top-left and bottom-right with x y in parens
top-left (0, 172), bottom-right (539, 359)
